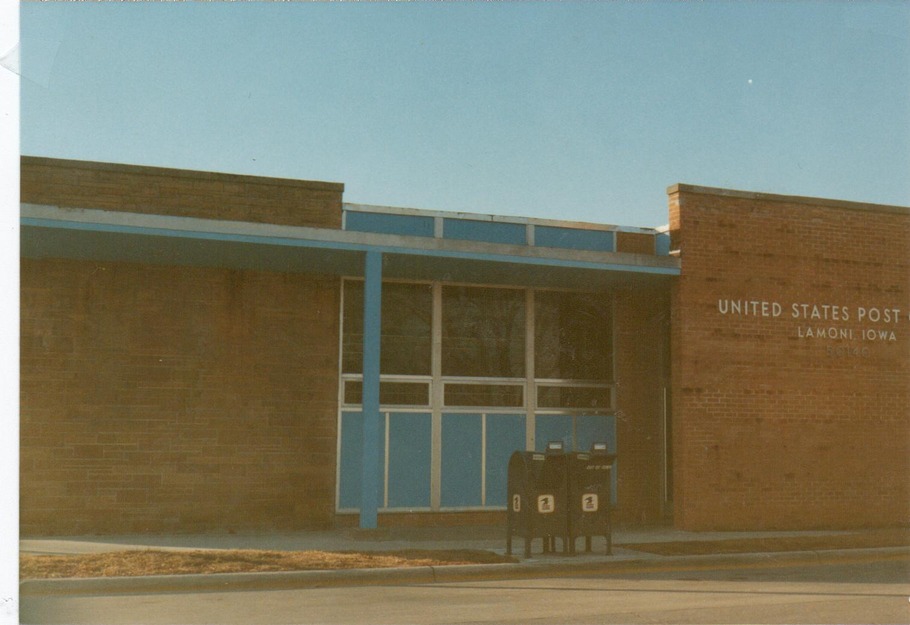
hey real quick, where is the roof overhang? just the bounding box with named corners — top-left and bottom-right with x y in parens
top-left (21, 204), bottom-right (680, 290)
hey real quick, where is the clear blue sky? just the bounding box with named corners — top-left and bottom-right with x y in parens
top-left (18, 1), bottom-right (910, 228)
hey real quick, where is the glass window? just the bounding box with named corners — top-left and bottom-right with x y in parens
top-left (341, 281), bottom-right (364, 374)
top-left (342, 281), bottom-right (433, 375)
top-left (537, 385), bottom-right (612, 410)
top-left (534, 291), bottom-right (613, 381)
top-left (442, 286), bottom-right (525, 378)
top-left (444, 384), bottom-right (523, 408)
top-left (344, 381), bottom-right (430, 407)
top-left (339, 281), bottom-right (620, 513)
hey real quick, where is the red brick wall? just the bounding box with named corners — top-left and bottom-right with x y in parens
top-left (669, 185), bottom-right (910, 530)
top-left (21, 157), bottom-right (343, 229)
top-left (614, 285), bottom-right (671, 524)
top-left (616, 231), bottom-right (656, 255)
top-left (21, 258), bottom-right (340, 534)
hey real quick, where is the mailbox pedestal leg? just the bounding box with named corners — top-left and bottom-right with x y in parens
top-left (605, 511), bottom-right (613, 556)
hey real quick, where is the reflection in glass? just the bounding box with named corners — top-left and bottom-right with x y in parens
top-left (444, 384), bottom-right (523, 407)
top-left (536, 385), bottom-right (612, 410)
top-left (343, 281), bottom-right (432, 375)
top-left (442, 286), bottom-right (525, 378)
top-left (535, 291), bottom-right (613, 381)
top-left (344, 381), bottom-right (430, 406)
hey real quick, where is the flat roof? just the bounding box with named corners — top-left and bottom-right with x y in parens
top-left (21, 203), bottom-right (680, 290)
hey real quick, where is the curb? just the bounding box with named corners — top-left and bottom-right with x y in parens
top-left (20, 546), bottom-right (909, 597)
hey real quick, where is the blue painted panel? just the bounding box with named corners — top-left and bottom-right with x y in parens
top-left (346, 212), bottom-right (436, 238)
top-left (576, 414), bottom-right (616, 453)
top-left (339, 412), bottom-right (363, 509)
top-left (535, 226), bottom-right (615, 253)
top-left (485, 414), bottom-right (526, 507)
top-left (443, 219), bottom-right (526, 245)
top-left (441, 413), bottom-right (483, 507)
top-left (655, 232), bottom-right (671, 256)
top-left (388, 412), bottom-right (432, 508)
top-left (535, 415), bottom-right (573, 452)
top-left (339, 411), bottom-right (388, 510)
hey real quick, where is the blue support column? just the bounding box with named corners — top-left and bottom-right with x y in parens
top-left (360, 251), bottom-right (383, 529)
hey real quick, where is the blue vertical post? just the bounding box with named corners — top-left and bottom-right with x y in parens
top-left (360, 250), bottom-right (383, 529)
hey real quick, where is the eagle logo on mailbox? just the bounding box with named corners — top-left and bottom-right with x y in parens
top-left (537, 494), bottom-right (555, 513)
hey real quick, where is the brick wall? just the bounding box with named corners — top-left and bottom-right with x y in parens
top-left (21, 258), bottom-right (340, 534)
top-left (669, 185), bottom-right (910, 530)
top-left (21, 156), bottom-right (343, 229)
top-left (614, 285), bottom-right (671, 524)
top-left (616, 231), bottom-right (656, 255)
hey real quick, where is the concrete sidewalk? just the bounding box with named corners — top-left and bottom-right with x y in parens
top-left (20, 527), bottom-right (909, 597)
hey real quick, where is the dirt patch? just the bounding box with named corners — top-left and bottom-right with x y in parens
top-left (623, 528), bottom-right (910, 556)
top-left (20, 549), bottom-right (517, 580)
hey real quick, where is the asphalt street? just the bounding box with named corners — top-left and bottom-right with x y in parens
top-left (20, 555), bottom-right (910, 625)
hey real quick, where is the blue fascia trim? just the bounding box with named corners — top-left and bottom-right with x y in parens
top-left (21, 217), bottom-right (680, 276)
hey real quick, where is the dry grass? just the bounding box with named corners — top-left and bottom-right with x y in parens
top-left (21, 529), bottom-right (909, 579)
top-left (623, 528), bottom-right (910, 556)
top-left (20, 549), bottom-right (517, 580)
